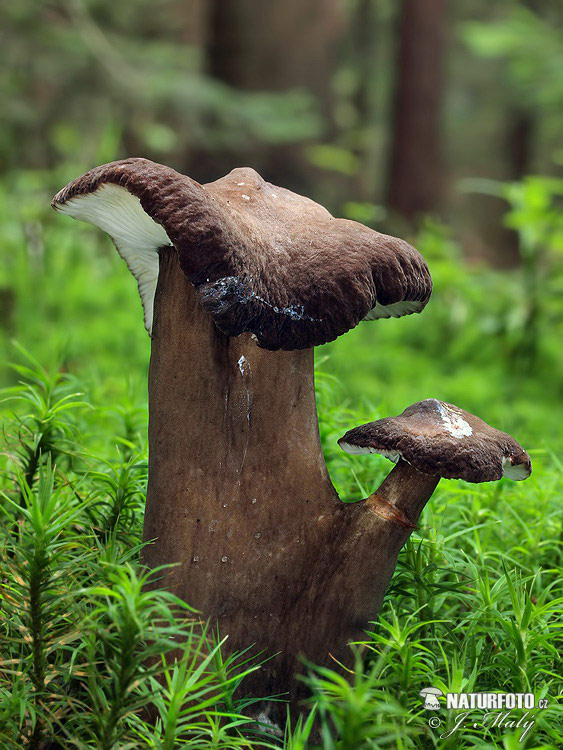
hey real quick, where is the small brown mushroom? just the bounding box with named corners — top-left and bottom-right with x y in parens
top-left (339, 398), bottom-right (532, 529)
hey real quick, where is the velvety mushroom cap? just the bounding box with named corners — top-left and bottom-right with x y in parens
top-left (338, 398), bottom-right (532, 483)
top-left (52, 158), bottom-right (431, 350)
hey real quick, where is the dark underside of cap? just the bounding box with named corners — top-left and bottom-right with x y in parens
top-left (339, 399), bottom-right (532, 483)
top-left (53, 158), bottom-right (432, 350)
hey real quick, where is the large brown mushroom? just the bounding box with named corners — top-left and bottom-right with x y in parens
top-left (52, 158), bottom-right (433, 726)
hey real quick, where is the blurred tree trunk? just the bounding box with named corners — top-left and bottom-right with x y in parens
top-left (206, 0), bottom-right (341, 97)
top-left (202, 0), bottom-right (343, 190)
top-left (506, 111), bottom-right (534, 180)
top-left (353, 0), bottom-right (376, 126)
top-left (206, 0), bottom-right (246, 86)
top-left (353, 0), bottom-right (378, 200)
top-left (491, 109), bottom-right (535, 267)
top-left (386, 0), bottom-right (446, 221)
top-left (506, 0), bottom-right (537, 182)
top-left (500, 0), bottom-right (539, 264)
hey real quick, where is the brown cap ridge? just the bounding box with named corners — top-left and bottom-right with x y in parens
top-left (338, 398), bottom-right (532, 483)
top-left (53, 158), bottom-right (432, 350)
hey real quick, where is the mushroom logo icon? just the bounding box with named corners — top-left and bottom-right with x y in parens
top-left (419, 687), bottom-right (443, 710)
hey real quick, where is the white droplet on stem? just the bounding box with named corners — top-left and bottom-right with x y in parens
top-left (238, 355), bottom-right (248, 375)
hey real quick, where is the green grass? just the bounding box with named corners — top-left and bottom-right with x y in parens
top-left (0, 170), bottom-right (561, 748)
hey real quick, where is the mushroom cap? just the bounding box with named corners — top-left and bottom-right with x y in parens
top-left (419, 687), bottom-right (443, 696)
top-left (338, 399), bottom-right (532, 483)
top-left (52, 158), bottom-right (431, 350)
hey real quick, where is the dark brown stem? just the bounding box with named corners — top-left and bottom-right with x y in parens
top-left (367, 459), bottom-right (440, 528)
top-left (142, 250), bottom-right (437, 728)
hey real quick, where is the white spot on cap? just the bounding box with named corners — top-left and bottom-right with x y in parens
top-left (237, 182), bottom-right (246, 186)
top-left (436, 402), bottom-right (473, 439)
top-left (242, 194), bottom-right (251, 201)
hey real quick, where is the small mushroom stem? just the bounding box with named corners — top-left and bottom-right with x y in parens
top-left (365, 459), bottom-right (440, 529)
top-left (318, 461), bottom-right (439, 659)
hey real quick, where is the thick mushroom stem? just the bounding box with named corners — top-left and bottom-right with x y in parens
top-left (144, 247), bottom-right (341, 719)
top-left (144, 247), bottom-right (340, 586)
top-left (365, 459), bottom-right (440, 529)
top-left (142, 249), bottom-right (431, 728)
